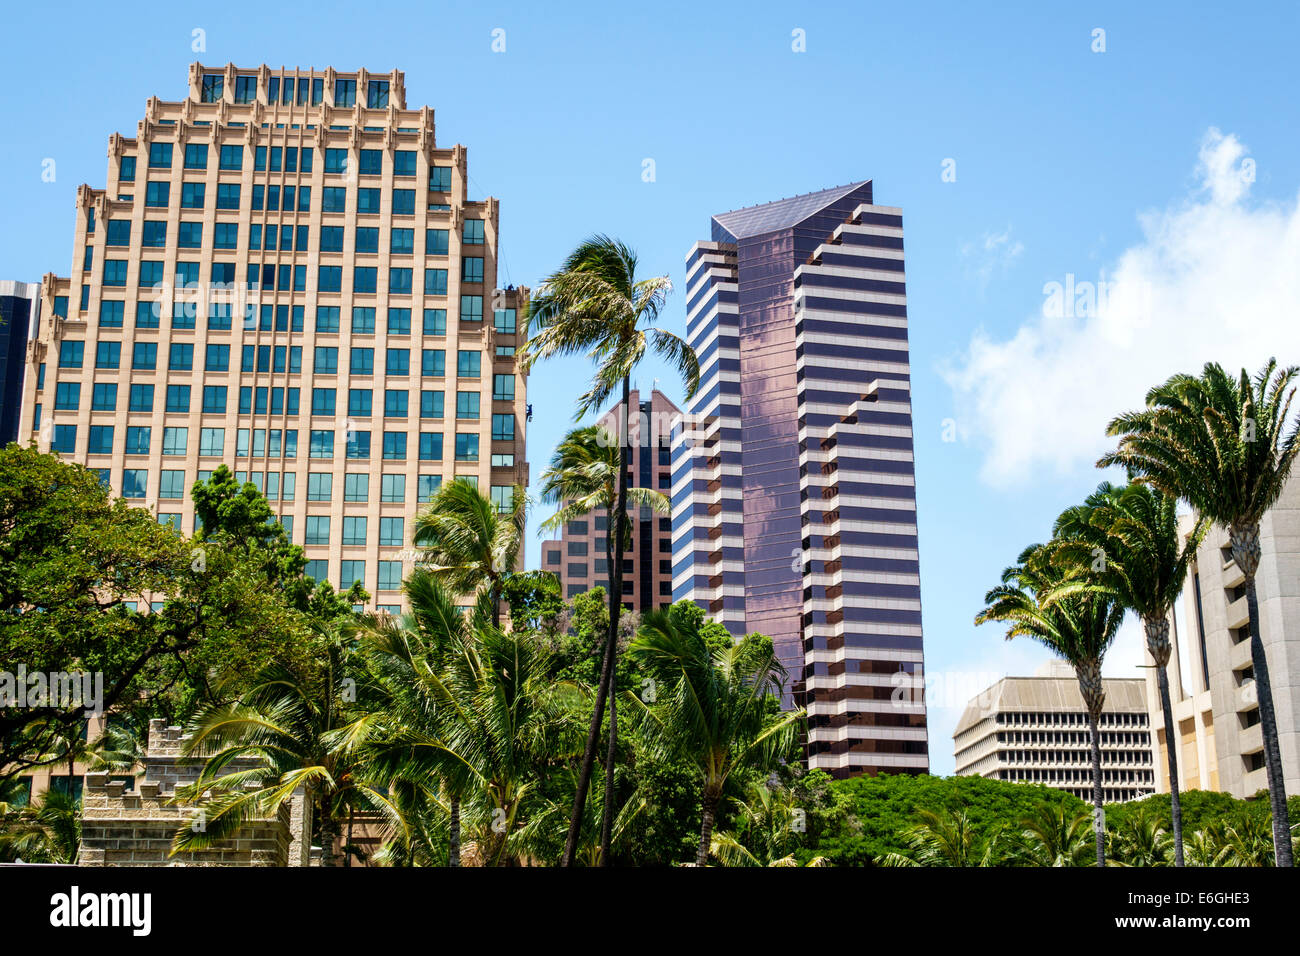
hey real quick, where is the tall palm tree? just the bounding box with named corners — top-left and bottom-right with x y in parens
top-left (1010, 803), bottom-right (1096, 867)
top-left (538, 422), bottom-right (670, 863)
top-left (710, 783), bottom-right (830, 867)
top-left (976, 543), bottom-right (1127, 866)
top-left (628, 609), bottom-right (802, 866)
top-left (1052, 481), bottom-right (1207, 865)
top-left (1101, 360), bottom-right (1298, 866)
top-left (1109, 807), bottom-right (1174, 866)
top-left (412, 478), bottom-right (525, 628)
top-left (522, 235), bottom-right (700, 866)
top-left (877, 808), bottom-right (1005, 867)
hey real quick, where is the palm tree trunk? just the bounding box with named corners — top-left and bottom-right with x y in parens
top-left (345, 805), bottom-right (354, 868)
top-left (1156, 666), bottom-right (1185, 866)
top-left (319, 802), bottom-right (338, 867)
top-left (562, 375), bottom-right (631, 866)
top-left (1242, 574), bottom-right (1293, 866)
top-left (1087, 711), bottom-right (1106, 867)
top-left (696, 791), bottom-right (719, 866)
top-left (448, 799), bottom-right (460, 867)
top-left (600, 686), bottom-right (616, 865)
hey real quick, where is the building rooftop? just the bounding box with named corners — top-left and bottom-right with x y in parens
top-left (711, 181), bottom-right (871, 239)
top-left (952, 671), bottom-right (1148, 737)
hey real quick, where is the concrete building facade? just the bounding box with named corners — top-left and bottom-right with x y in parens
top-left (670, 182), bottom-right (928, 778)
top-left (18, 63), bottom-right (529, 614)
top-left (954, 660), bottom-right (1156, 803)
top-left (1145, 478), bottom-right (1300, 798)
top-left (540, 388), bottom-right (679, 607)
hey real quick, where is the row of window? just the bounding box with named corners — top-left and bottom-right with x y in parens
top-left (199, 74), bottom-right (392, 110)
top-left (103, 221), bottom-right (482, 258)
top-left (97, 260), bottom-right (485, 298)
top-left (118, 149), bottom-right (453, 192)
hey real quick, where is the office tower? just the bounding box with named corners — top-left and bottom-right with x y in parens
top-left (18, 63), bottom-right (529, 613)
top-left (670, 182), bottom-right (928, 778)
top-left (0, 280), bottom-right (39, 444)
top-left (953, 661), bottom-right (1156, 803)
top-left (541, 388), bottom-right (680, 606)
top-left (1144, 484), bottom-right (1300, 797)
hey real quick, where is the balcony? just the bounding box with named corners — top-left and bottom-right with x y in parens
top-left (1226, 594), bottom-right (1250, 630)
top-left (1222, 558), bottom-right (1246, 588)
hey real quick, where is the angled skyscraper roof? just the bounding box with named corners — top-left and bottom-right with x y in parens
top-left (711, 180), bottom-right (872, 240)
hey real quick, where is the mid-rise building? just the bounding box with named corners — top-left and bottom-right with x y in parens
top-left (1144, 482), bottom-right (1300, 798)
top-left (540, 388), bottom-right (679, 606)
top-left (0, 280), bottom-right (39, 444)
top-left (18, 63), bottom-right (529, 613)
top-left (953, 660), bottom-right (1156, 803)
top-left (670, 182), bottom-right (929, 778)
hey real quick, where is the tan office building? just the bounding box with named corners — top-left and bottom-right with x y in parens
top-left (1144, 478), bottom-right (1300, 798)
top-left (540, 388), bottom-right (679, 606)
top-left (954, 660), bottom-right (1156, 803)
top-left (18, 63), bottom-right (529, 613)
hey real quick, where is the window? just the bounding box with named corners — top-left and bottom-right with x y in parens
top-left (322, 187), bottom-right (347, 212)
top-left (463, 219), bottom-right (485, 244)
top-left (340, 560), bottom-right (366, 591)
top-left (305, 515), bottom-right (331, 546)
top-left (367, 80), bottom-right (390, 108)
top-left (491, 453), bottom-right (515, 467)
top-left (382, 432), bottom-right (407, 460)
top-left (347, 431), bottom-right (372, 459)
top-left (199, 427), bottom-right (224, 456)
top-left (380, 474), bottom-right (404, 503)
top-left (148, 142), bottom-right (173, 168)
top-left (166, 385), bottom-right (190, 413)
top-left (325, 148), bottom-right (349, 173)
top-left (51, 424), bottom-right (77, 454)
top-left (358, 149), bottom-right (383, 175)
top-left (460, 295), bottom-right (483, 322)
top-left (96, 341), bottom-right (121, 369)
top-left (386, 349), bottom-right (410, 376)
top-left (124, 426), bottom-right (150, 455)
top-left (203, 344), bottom-right (229, 372)
top-left (201, 386), bottom-right (227, 414)
top-left (219, 144), bottom-right (243, 170)
top-left (392, 190), bottom-right (415, 215)
top-left (351, 348), bottom-right (375, 375)
top-left (54, 381), bottom-right (80, 410)
top-left (354, 266), bottom-right (378, 294)
top-left (492, 413), bottom-right (515, 441)
top-left (457, 351), bottom-right (480, 377)
top-left (200, 74), bottom-right (223, 102)
top-left (393, 151), bottom-right (417, 177)
top-left (348, 389), bottom-right (373, 417)
top-left (378, 560), bottom-right (402, 591)
top-left (455, 433), bottom-right (480, 462)
top-left (169, 343), bottom-right (194, 370)
top-left (119, 155), bottom-right (137, 182)
top-left (318, 266), bottom-right (342, 292)
top-left (379, 516), bottom-right (404, 547)
top-left (423, 349), bottom-right (446, 377)
top-left (462, 258), bottom-right (484, 283)
top-left (59, 340), bottom-right (84, 368)
top-left (389, 268), bottom-right (413, 294)
top-left (312, 388), bottom-right (337, 417)
top-left (216, 183), bottom-right (240, 209)
top-left (310, 430), bottom-right (335, 458)
top-left (493, 308), bottom-right (517, 334)
top-left (420, 390), bottom-right (445, 418)
top-left (387, 308), bottom-right (411, 335)
top-left (418, 475), bottom-right (442, 501)
top-left (308, 472), bottom-right (333, 501)
top-left (320, 226), bottom-right (343, 253)
top-left (184, 142), bottom-right (208, 169)
top-left (304, 559), bottom-right (328, 582)
top-left (91, 382), bottom-right (117, 411)
top-left (99, 300), bottom-right (124, 327)
top-left (426, 229), bottom-right (449, 255)
top-left (493, 374), bottom-right (515, 401)
top-left (352, 307), bottom-right (376, 334)
top-left (357, 189), bottom-right (381, 215)
top-left (429, 166), bottom-right (452, 191)
top-left (384, 390), bottom-right (409, 417)
top-left (106, 219), bottom-right (131, 246)
top-left (146, 181), bottom-right (170, 207)
top-left (343, 516), bottom-right (367, 546)
top-left (344, 473), bottom-right (369, 502)
top-left (419, 432), bottom-right (443, 461)
top-left (424, 268), bottom-right (448, 296)
top-left (491, 486), bottom-right (514, 514)
top-left (456, 391), bottom-right (480, 419)
top-left (312, 346), bottom-right (339, 375)
top-left (122, 469), bottom-right (148, 499)
top-left (102, 260), bottom-right (128, 286)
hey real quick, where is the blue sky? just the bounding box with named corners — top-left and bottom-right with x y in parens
top-left (4, 1), bottom-right (1298, 772)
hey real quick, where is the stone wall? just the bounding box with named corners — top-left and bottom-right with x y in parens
top-left (78, 719), bottom-right (307, 867)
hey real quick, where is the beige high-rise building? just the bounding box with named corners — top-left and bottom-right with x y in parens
top-left (1144, 477), bottom-right (1300, 798)
top-left (18, 63), bottom-right (529, 613)
top-left (953, 660), bottom-right (1156, 803)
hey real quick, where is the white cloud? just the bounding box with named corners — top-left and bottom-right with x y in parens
top-left (961, 226), bottom-right (1024, 288)
top-left (943, 129), bottom-right (1300, 487)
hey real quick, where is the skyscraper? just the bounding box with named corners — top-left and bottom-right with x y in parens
top-left (541, 388), bottom-right (680, 606)
top-left (0, 280), bottom-right (39, 444)
top-left (671, 182), bottom-right (929, 778)
top-left (18, 63), bottom-right (529, 613)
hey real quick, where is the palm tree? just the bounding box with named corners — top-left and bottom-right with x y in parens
top-left (1052, 481), bottom-right (1207, 865)
top-left (628, 609), bottom-right (802, 866)
top-left (1101, 360), bottom-right (1298, 866)
top-left (976, 543), bottom-right (1127, 866)
top-left (1184, 824), bottom-right (1234, 867)
top-left (877, 808), bottom-right (1004, 867)
top-left (708, 782), bottom-right (830, 867)
top-left (1010, 803), bottom-right (1096, 867)
top-left (0, 788), bottom-right (81, 863)
top-left (538, 422), bottom-right (670, 862)
top-left (1109, 807), bottom-right (1174, 866)
top-left (412, 478), bottom-right (525, 629)
top-left (523, 236), bottom-right (699, 866)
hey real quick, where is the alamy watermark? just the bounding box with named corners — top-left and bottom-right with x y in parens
top-left (0, 665), bottom-right (104, 716)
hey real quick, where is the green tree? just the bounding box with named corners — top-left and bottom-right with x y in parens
top-left (0, 787), bottom-right (81, 863)
top-left (523, 236), bottom-right (699, 866)
top-left (412, 478), bottom-right (524, 628)
top-left (1011, 802), bottom-right (1096, 867)
top-left (629, 609), bottom-right (801, 865)
top-left (1052, 481), bottom-right (1206, 865)
top-left (1101, 360), bottom-right (1298, 865)
top-left (877, 807), bottom-right (1005, 867)
top-left (975, 542), bottom-right (1127, 866)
